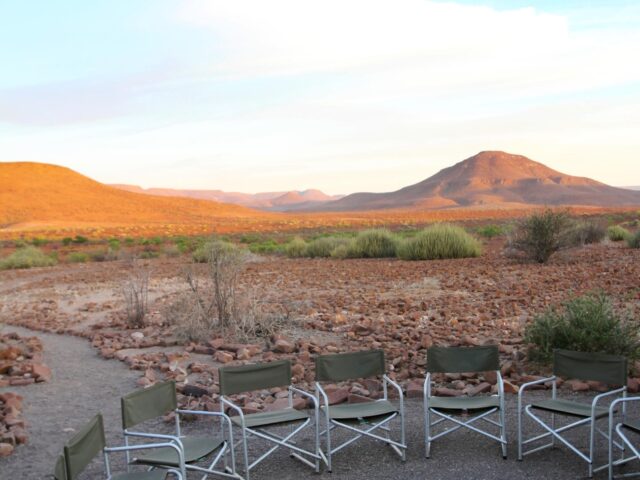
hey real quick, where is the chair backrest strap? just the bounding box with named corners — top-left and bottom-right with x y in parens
top-left (554, 349), bottom-right (627, 385)
top-left (219, 360), bottom-right (291, 395)
top-left (63, 414), bottom-right (106, 480)
top-left (121, 381), bottom-right (177, 429)
top-left (315, 350), bottom-right (385, 382)
top-left (427, 345), bottom-right (500, 373)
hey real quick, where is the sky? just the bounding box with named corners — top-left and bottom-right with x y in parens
top-left (1, 0), bottom-right (639, 195)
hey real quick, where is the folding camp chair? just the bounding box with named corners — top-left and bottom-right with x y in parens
top-left (120, 380), bottom-right (241, 479)
top-left (518, 349), bottom-right (627, 478)
top-left (608, 396), bottom-right (640, 479)
top-left (219, 360), bottom-right (321, 480)
top-left (424, 345), bottom-right (507, 458)
top-left (315, 349), bottom-right (406, 472)
top-left (53, 413), bottom-right (185, 480)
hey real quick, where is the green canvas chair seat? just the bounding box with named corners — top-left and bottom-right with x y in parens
top-left (219, 360), bottom-right (321, 480)
top-left (530, 399), bottom-right (610, 419)
top-left (424, 345), bottom-right (507, 459)
top-left (429, 395), bottom-right (500, 411)
top-left (133, 435), bottom-right (225, 466)
top-left (54, 413), bottom-right (184, 480)
top-left (230, 407), bottom-right (309, 428)
top-left (120, 381), bottom-right (239, 479)
top-left (322, 399), bottom-right (397, 420)
top-left (315, 350), bottom-right (407, 473)
top-left (518, 349), bottom-right (628, 478)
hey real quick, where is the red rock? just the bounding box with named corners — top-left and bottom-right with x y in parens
top-left (566, 380), bottom-right (589, 392)
top-left (434, 388), bottom-right (462, 397)
top-left (291, 363), bottom-right (305, 379)
top-left (0, 442), bottom-right (14, 457)
top-left (467, 382), bottom-right (492, 396)
top-left (628, 378), bottom-right (640, 393)
top-left (503, 380), bottom-right (520, 394)
top-left (325, 387), bottom-right (349, 405)
top-left (348, 393), bottom-right (371, 404)
top-left (273, 339), bottom-right (296, 354)
top-left (214, 351), bottom-right (234, 364)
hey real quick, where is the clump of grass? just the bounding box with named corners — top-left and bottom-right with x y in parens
top-left (62, 237), bottom-right (73, 246)
top-left (566, 220), bottom-right (606, 246)
top-left (607, 225), bottom-right (630, 242)
top-left (68, 252), bottom-right (89, 263)
top-left (0, 246), bottom-right (57, 270)
top-left (628, 230), bottom-right (640, 249)
top-left (163, 245), bottom-right (181, 257)
top-left (524, 292), bottom-right (640, 363)
top-left (346, 229), bottom-right (398, 258)
top-left (476, 224), bottom-right (504, 238)
top-left (31, 237), bottom-right (49, 247)
top-left (73, 235), bottom-right (88, 244)
top-left (306, 237), bottom-right (351, 258)
top-left (398, 224), bottom-right (482, 260)
top-left (285, 237), bottom-right (308, 258)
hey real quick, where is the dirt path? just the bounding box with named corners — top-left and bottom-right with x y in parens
top-left (0, 325), bottom-right (139, 479)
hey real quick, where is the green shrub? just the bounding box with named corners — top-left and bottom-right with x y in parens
top-left (476, 224), bottom-right (504, 238)
top-left (0, 246), bottom-right (57, 270)
top-left (330, 243), bottom-right (350, 259)
top-left (398, 224), bottom-right (482, 260)
top-left (248, 239), bottom-right (282, 254)
top-left (62, 237), bottom-right (73, 246)
top-left (151, 236), bottom-right (164, 246)
top-left (68, 252), bottom-right (89, 263)
top-left (285, 237), bottom-right (308, 258)
top-left (31, 237), bottom-right (49, 247)
top-left (13, 239), bottom-right (27, 248)
top-left (347, 229), bottom-right (398, 258)
top-left (524, 293), bottom-right (640, 363)
top-left (566, 220), bottom-right (606, 246)
top-left (607, 225), bottom-right (631, 242)
top-left (139, 250), bottom-right (159, 259)
top-left (305, 237), bottom-right (351, 258)
top-left (73, 235), bottom-right (88, 244)
top-left (508, 209), bottom-right (572, 263)
top-left (108, 238), bottom-right (121, 251)
top-left (192, 239), bottom-right (240, 263)
top-left (628, 230), bottom-right (640, 249)
top-left (124, 237), bottom-right (135, 247)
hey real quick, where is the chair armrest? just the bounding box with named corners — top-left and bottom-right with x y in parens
top-left (384, 375), bottom-right (404, 416)
top-left (220, 396), bottom-right (245, 429)
top-left (289, 385), bottom-right (319, 410)
top-left (423, 373), bottom-right (431, 406)
top-left (176, 409), bottom-right (235, 433)
top-left (517, 376), bottom-right (555, 415)
top-left (123, 430), bottom-right (185, 450)
top-left (315, 382), bottom-right (331, 418)
top-left (105, 442), bottom-right (186, 480)
top-left (591, 386), bottom-right (626, 418)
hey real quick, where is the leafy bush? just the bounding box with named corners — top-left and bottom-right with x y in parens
top-left (124, 237), bottom-right (135, 247)
top-left (73, 235), bottom-right (88, 244)
top-left (508, 209), bottom-right (572, 263)
top-left (347, 229), bottom-right (398, 258)
top-left (68, 252), bottom-right (89, 263)
top-left (524, 293), bottom-right (640, 363)
top-left (306, 237), bottom-right (351, 258)
top-left (398, 224), bottom-right (482, 260)
top-left (476, 224), bottom-right (504, 238)
top-left (62, 237), bottom-right (73, 246)
top-left (566, 220), bottom-right (606, 246)
top-left (607, 225), bottom-right (630, 242)
top-left (0, 246), bottom-right (57, 270)
top-left (285, 237), bottom-right (308, 258)
top-left (108, 238), bottom-right (121, 251)
top-left (248, 239), bottom-right (282, 254)
top-left (628, 230), bottom-right (640, 249)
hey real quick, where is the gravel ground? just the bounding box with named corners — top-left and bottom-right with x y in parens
top-left (1, 326), bottom-right (638, 480)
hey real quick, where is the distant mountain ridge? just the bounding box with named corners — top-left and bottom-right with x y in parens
top-left (110, 185), bottom-right (343, 211)
top-left (316, 151), bottom-right (640, 211)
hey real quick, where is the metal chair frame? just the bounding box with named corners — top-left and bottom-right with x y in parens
top-left (517, 351), bottom-right (628, 479)
top-left (608, 396), bottom-right (640, 479)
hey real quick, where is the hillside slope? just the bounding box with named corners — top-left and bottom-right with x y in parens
top-left (321, 151), bottom-right (640, 211)
top-left (0, 162), bottom-right (259, 226)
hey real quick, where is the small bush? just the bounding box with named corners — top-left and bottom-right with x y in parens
top-left (524, 293), bottom-right (640, 363)
top-left (347, 229), bottom-right (398, 258)
top-left (124, 237), bottom-right (135, 247)
top-left (398, 224), bottom-right (482, 260)
top-left (248, 239), bottom-right (282, 254)
top-left (88, 249), bottom-right (108, 262)
top-left (139, 250), bottom-right (159, 259)
top-left (0, 246), bottom-right (57, 270)
top-left (566, 220), bottom-right (606, 246)
top-left (476, 224), bottom-right (504, 238)
top-left (306, 237), bottom-right (351, 258)
top-left (73, 235), bottom-right (88, 244)
top-left (122, 262), bottom-right (149, 328)
top-left (31, 237), bottom-right (49, 247)
top-left (607, 225), bottom-right (630, 242)
top-left (108, 238), bottom-right (121, 251)
top-left (62, 237), bottom-right (73, 246)
top-left (68, 252), bottom-right (89, 263)
top-left (508, 209), bottom-right (572, 263)
top-left (163, 245), bottom-right (181, 257)
top-left (285, 237), bottom-right (308, 258)
top-left (628, 230), bottom-right (640, 249)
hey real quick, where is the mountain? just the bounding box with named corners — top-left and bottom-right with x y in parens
top-left (0, 162), bottom-right (258, 227)
top-left (319, 151), bottom-right (640, 211)
top-left (109, 185), bottom-right (341, 211)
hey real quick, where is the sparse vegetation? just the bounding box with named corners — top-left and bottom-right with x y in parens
top-left (0, 246), bottom-right (57, 270)
top-left (508, 209), bottom-right (573, 263)
top-left (73, 235), bottom-right (88, 244)
top-left (608, 225), bottom-right (631, 242)
top-left (566, 220), bottom-right (606, 246)
top-left (306, 237), bottom-right (351, 258)
top-left (347, 228), bottom-right (398, 258)
top-left (68, 252), bottom-right (89, 263)
top-left (628, 230), bottom-right (640, 249)
top-left (122, 261), bottom-right (150, 328)
top-left (476, 224), bottom-right (506, 238)
top-left (285, 237), bottom-right (308, 258)
top-left (524, 292), bottom-right (640, 363)
top-left (398, 224), bottom-right (482, 260)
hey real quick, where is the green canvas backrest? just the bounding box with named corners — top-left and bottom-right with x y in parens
top-left (427, 345), bottom-right (499, 373)
top-left (219, 360), bottom-right (291, 396)
top-left (553, 349), bottom-right (627, 385)
top-left (121, 381), bottom-right (177, 429)
top-left (54, 454), bottom-right (67, 480)
top-left (63, 414), bottom-right (106, 480)
top-left (315, 350), bottom-right (385, 382)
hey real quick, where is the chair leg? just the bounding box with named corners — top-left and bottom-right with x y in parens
top-left (326, 419), bottom-right (332, 472)
top-left (500, 407), bottom-right (507, 459)
top-left (425, 408), bottom-right (431, 458)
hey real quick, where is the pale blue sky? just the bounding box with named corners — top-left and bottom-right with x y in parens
top-left (1, 1), bottom-right (639, 194)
